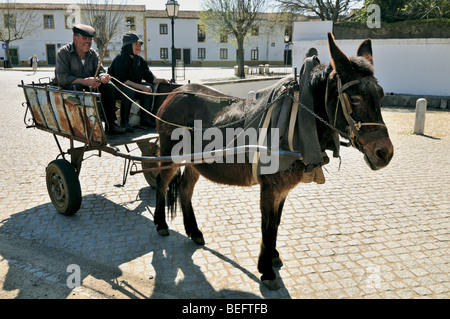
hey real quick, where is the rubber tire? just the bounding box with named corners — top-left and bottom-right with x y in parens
top-left (46, 159), bottom-right (82, 216)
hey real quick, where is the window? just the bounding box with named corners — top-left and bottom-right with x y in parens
top-left (3, 14), bottom-right (15, 28)
top-left (198, 48), bottom-right (206, 59)
top-left (160, 48), bottom-right (169, 59)
top-left (220, 29), bottom-right (228, 43)
top-left (197, 25), bottom-right (205, 43)
top-left (160, 24), bottom-right (168, 35)
top-left (44, 15), bottom-right (54, 29)
top-left (220, 48), bottom-right (228, 60)
top-left (251, 49), bottom-right (259, 60)
top-left (125, 16), bottom-right (136, 30)
top-left (251, 26), bottom-right (259, 36)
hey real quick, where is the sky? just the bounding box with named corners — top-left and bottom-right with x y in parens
top-left (1, 0), bottom-right (203, 11)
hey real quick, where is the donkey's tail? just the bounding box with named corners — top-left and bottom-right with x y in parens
top-left (166, 168), bottom-right (181, 220)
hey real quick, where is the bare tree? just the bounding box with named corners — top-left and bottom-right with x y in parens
top-left (80, 0), bottom-right (128, 57)
top-left (200, 0), bottom-right (270, 78)
top-left (275, 0), bottom-right (361, 21)
top-left (0, 0), bottom-right (39, 68)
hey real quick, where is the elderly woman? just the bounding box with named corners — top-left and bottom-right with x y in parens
top-left (108, 32), bottom-right (170, 132)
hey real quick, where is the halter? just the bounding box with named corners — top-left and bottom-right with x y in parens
top-left (326, 75), bottom-right (388, 151)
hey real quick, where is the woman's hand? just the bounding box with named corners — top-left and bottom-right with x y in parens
top-left (99, 74), bottom-right (111, 84)
top-left (155, 78), bottom-right (171, 84)
top-left (141, 84), bottom-right (153, 93)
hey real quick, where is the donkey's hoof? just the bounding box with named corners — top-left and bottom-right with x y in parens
top-left (191, 236), bottom-right (205, 246)
top-left (262, 279), bottom-right (281, 290)
top-left (272, 257), bottom-right (283, 268)
top-left (157, 228), bottom-right (170, 236)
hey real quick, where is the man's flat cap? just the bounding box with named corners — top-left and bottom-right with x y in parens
top-left (73, 24), bottom-right (96, 37)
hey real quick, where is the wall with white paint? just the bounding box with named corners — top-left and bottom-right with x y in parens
top-left (292, 21), bottom-right (450, 96)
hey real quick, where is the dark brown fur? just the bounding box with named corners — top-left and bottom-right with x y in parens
top-left (153, 33), bottom-right (393, 290)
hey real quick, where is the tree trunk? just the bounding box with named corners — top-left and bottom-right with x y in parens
top-left (236, 36), bottom-right (245, 78)
top-left (5, 43), bottom-right (12, 68)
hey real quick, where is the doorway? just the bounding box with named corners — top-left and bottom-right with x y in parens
top-left (9, 48), bottom-right (18, 65)
top-left (183, 49), bottom-right (191, 65)
top-left (46, 44), bottom-right (56, 65)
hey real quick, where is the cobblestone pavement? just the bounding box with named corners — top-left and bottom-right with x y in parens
top-left (0, 70), bottom-right (448, 299)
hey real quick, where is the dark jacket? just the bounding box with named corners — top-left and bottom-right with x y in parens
top-left (54, 42), bottom-right (106, 89)
top-left (108, 50), bottom-right (155, 85)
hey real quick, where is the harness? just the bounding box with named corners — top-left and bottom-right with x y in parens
top-left (326, 76), bottom-right (388, 151)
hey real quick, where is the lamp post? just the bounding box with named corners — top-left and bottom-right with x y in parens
top-left (284, 35), bottom-right (292, 73)
top-left (166, 0), bottom-right (179, 83)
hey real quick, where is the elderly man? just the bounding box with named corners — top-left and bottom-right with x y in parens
top-left (53, 24), bottom-right (125, 134)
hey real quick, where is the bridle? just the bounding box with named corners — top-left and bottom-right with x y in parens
top-left (326, 75), bottom-right (388, 151)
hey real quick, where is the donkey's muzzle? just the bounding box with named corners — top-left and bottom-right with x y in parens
top-left (362, 135), bottom-right (394, 170)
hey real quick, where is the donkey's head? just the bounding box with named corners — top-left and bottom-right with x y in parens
top-left (326, 33), bottom-right (393, 170)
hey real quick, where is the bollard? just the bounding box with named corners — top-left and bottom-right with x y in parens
top-left (259, 64), bottom-right (264, 75)
top-left (248, 91), bottom-right (256, 102)
top-left (413, 98), bottom-right (427, 135)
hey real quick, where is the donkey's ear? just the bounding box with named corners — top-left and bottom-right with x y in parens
top-left (328, 32), bottom-right (352, 76)
top-left (357, 38), bottom-right (373, 65)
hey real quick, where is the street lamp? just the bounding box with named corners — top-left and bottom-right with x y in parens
top-left (166, 0), bottom-right (179, 83)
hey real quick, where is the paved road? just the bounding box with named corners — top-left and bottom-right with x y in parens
top-left (0, 69), bottom-right (448, 299)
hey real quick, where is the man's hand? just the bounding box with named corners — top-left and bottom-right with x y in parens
top-left (83, 77), bottom-right (101, 88)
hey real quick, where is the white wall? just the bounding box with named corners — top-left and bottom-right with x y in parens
top-left (145, 16), bottom-right (287, 64)
top-left (0, 6), bottom-right (145, 65)
top-left (292, 21), bottom-right (450, 96)
top-left (207, 77), bottom-right (283, 98)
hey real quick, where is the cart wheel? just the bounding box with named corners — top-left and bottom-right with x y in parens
top-left (139, 141), bottom-right (160, 188)
top-left (46, 159), bottom-right (82, 216)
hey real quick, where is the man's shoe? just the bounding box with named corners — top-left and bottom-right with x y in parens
top-left (106, 123), bottom-right (126, 135)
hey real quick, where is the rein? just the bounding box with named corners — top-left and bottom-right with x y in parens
top-left (109, 76), bottom-right (241, 131)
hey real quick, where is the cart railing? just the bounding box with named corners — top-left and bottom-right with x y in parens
top-left (19, 81), bottom-right (107, 147)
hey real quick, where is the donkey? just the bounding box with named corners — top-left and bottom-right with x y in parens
top-left (153, 33), bottom-right (393, 290)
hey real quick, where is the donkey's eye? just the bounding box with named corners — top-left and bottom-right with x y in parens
top-left (350, 96), bottom-right (362, 105)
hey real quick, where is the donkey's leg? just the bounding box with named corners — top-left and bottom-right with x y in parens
top-left (272, 198), bottom-right (286, 268)
top-left (179, 167), bottom-right (204, 245)
top-left (154, 167), bottom-right (178, 236)
top-left (258, 182), bottom-right (287, 290)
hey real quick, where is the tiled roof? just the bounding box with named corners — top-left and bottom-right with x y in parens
top-left (145, 10), bottom-right (200, 19)
top-left (0, 3), bottom-right (146, 11)
top-left (0, 3), bottom-right (307, 21)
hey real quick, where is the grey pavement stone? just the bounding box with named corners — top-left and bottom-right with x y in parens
top-left (0, 69), bottom-right (449, 299)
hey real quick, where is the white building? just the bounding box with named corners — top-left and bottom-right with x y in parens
top-left (292, 21), bottom-right (450, 96)
top-left (0, 3), bottom-right (294, 67)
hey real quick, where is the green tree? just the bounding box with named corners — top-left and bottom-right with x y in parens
top-left (200, 0), bottom-right (270, 78)
top-left (275, 0), bottom-right (361, 21)
top-left (352, 0), bottom-right (449, 22)
top-left (0, 0), bottom-right (39, 68)
top-left (81, 0), bottom-right (129, 57)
